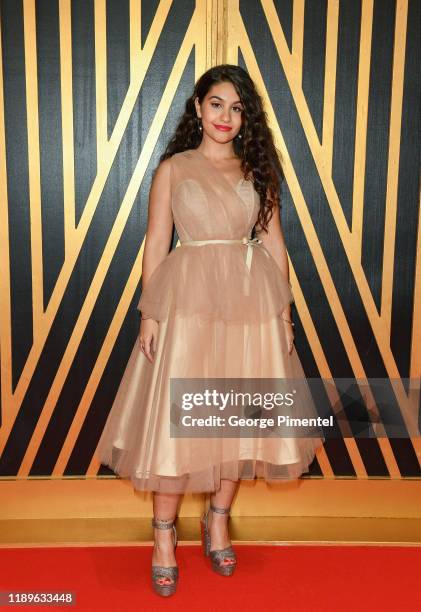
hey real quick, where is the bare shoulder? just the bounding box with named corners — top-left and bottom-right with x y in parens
top-left (152, 151), bottom-right (188, 187)
top-left (153, 156), bottom-right (171, 182)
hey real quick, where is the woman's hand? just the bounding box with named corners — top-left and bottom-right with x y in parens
top-left (282, 319), bottom-right (295, 354)
top-left (139, 318), bottom-right (159, 363)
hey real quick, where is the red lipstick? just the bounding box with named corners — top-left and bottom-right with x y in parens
top-left (213, 124), bottom-right (232, 131)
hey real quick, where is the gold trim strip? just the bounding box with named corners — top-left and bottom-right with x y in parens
top-left (323, 0), bottom-right (339, 169)
top-left (23, 0), bottom-right (43, 329)
top-left (381, 0), bottom-right (408, 334)
top-left (292, 0), bottom-right (304, 82)
top-left (352, 0), bottom-right (373, 254)
top-left (59, 0), bottom-right (76, 245)
top-left (0, 1), bottom-right (12, 433)
top-left (2, 516), bottom-right (421, 545)
top-left (94, 0), bottom-right (107, 162)
top-left (129, 0), bottom-right (141, 77)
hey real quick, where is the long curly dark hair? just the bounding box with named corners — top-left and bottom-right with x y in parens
top-left (159, 64), bottom-right (285, 234)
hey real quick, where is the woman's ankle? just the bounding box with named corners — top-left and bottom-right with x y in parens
top-left (153, 528), bottom-right (175, 545)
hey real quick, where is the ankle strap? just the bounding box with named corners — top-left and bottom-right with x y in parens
top-left (210, 503), bottom-right (231, 514)
top-left (152, 517), bottom-right (175, 529)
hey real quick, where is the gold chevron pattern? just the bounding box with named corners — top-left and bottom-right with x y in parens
top-left (0, 0), bottom-right (419, 486)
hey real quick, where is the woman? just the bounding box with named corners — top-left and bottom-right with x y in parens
top-left (97, 64), bottom-right (324, 597)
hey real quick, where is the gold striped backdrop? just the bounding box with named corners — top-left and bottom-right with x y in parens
top-left (0, 0), bottom-right (420, 504)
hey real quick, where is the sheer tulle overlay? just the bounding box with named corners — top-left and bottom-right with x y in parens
top-left (96, 148), bottom-right (325, 493)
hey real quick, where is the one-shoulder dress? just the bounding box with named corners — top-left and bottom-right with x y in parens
top-left (96, 148), bottom-right (325, 493)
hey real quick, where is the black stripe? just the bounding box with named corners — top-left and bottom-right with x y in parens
top-left (333, 0), bottom-right (362, 228)
top-left (302, 0), bottom-right (327, 142)
top-left (106, 0), bottom-right (130, 140)
top-left (362, 0), bottom-right (396, 311)
top-left (71, 0), bottom-right (97, 225)
top-left (36, 0), bottom-right (65, 309)
top-left (141, 0), bottom-right (160, 49)
top-left (391, 0), bottom-right (421, 379)
top-left (322, 440), bottom-right (357, 476)
top-left (272, 0), bottom-right (293, 53)
top-left (389, 438), bottom-right (421, 476)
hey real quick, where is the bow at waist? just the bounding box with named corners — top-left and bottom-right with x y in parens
top-left (180, 236), bottom-right (263, 271)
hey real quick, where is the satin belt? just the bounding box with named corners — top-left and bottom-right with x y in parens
top-left (180, 236), bottom-right (263, 271)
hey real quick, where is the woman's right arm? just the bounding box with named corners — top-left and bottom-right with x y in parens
top-left (139, 158), bottom-right (173, 363)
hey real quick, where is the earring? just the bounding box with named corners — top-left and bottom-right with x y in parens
top-left (197, 117), bottom-right (202, 132)
top-left (237, 132), bottom-right (243, 139)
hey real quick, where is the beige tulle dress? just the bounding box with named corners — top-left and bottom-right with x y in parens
top-left (96, 148), bottom-right (325, 493)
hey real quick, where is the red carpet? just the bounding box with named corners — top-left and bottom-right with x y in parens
top-left (1, 544), bottom-right (420, 611)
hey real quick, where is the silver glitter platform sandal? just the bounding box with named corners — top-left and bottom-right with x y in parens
top-left (151, 517), bottom-right (179, 597)
top-left (200, 503), bottom-right (237, 576)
